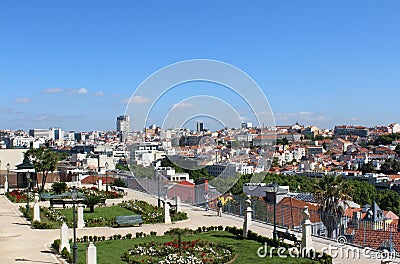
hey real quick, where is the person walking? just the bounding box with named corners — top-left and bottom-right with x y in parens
top-left (204, 193), bottom-right (210, 211)
top-left (217, 198), bottom-right (223, 217)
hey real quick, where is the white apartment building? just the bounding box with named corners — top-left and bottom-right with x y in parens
top-left (116, 115), bottom-right (130, 133)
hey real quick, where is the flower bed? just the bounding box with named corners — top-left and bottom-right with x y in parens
top-left (42, 207), bottom-right (67, 223)
top-left (120, 199), bottom-right (188, 223)
top-left (6, 190), bottom-right (32, 203)
top-left (79, 187), bottom-right (124, 199)
top-left (120, 200), bottom-right (163, 223)
top-left (123, 239), bottom-right (234, 264)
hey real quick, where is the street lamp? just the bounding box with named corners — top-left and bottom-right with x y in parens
top-left (71, 186), bottom-right (78, 264)
top-left (266, 183), bottom-right (280, 242)
top-left (26, 172), bottom-right (31, 214)
top-left (105, 162), bottom-right (109, 192)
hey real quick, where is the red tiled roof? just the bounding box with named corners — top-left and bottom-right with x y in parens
top-left (177, 180), bottom-right (195, 186)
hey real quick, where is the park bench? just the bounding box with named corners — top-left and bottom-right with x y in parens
top-left (276, 230), bottom-right (301, 247)
top-left (49, 199), bottom-right (67, 208)
top-left (115, 215), bottom-right (143, 227)
top-left (49, 199), bottom-right (84, 208)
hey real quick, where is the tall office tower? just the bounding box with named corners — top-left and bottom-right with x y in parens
top-left (196, 121), bottom-right (204, 132)
top-left (49, 127), bottom-right (63, 140)
top-left (116, 115), bottom-right (130, 133)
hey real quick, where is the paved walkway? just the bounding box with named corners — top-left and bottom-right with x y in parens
top-left (0, 188), bottom-right (398, 264)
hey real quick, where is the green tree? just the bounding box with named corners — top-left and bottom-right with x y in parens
top-left (346, 179), bottom-right (377, 206)
top-left (113, 178), bottom-right (127, 187)
top-left (25, 146), bottom-right (60, 194)
top-left (376, 189), bottom-right (400, 214)
top-left (82, 194), bottom-right (102, 213)
top-left (374, 134), bottom-right (400, 145)
top-left (359, 162), bottom-right (375, 174)
top-left (115, 163), bottom-right (129, 171)
top-left (276, 138), bottom-right (289, 146)
top-left (313, 175), bottom-right (352, 238)
top-left (271, 157), bottom-right (280, 167)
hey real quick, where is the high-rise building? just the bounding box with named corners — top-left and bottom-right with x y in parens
top-left (196, 121), bottom-right (204, 132)
top-left (29, 129), bottom-right (50, 139)
top-left (49, 127), bottom-right (63, 140)
top-left (116, 115), bottom-right (130, 133)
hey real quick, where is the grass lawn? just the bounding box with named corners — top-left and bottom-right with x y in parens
top-left (60, 205), bottom-right (134, 222)
top-left (75, 231), bottom-right (318, 264)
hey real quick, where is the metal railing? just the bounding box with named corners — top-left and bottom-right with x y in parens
top-left (121, 174), bottom-right (399, 253)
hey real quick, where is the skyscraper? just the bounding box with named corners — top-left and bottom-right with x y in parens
top-left (116, 115), bottom-right (130, 133)
top-left (196, 121), bottom-right (204, 132)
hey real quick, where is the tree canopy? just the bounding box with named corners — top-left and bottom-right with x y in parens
top-left (25, 146), bottom-right (60, 193)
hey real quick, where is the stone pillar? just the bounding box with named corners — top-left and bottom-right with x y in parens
top-left (33, 204), bottom-right (41, 222)
top-left (33, 193), bottom-right (41, 222)
top-left (77, 205), bottom-right (85, 229)
top-left (301, 206), bottom-right (313, 254)
top-left (243, 195), bottom-right (253, 238)
top-left (176, 196), bottom-right (182, 213)
top-left (86, 242), bottom-right (97, 264)
top-left (97, 180), bottom-right (102, 191)
top-left (243, 207), bottom-right (253, 238)
top-left (164, 199), bottom-right (171, 224)
top-left (60, 222), bottom-right (70, 253)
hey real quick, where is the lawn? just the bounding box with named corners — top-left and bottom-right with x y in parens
top-left (21, 199), bottom-right (187, 229)
top-left (61, 205), bottom-right (133, 223)
top-left (74, 231), bottom-right (319, 264)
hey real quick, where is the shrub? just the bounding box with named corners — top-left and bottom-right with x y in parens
top-left (32, 220), bottom-right (53, 229)
top-left (171, 211), bottom-right (188, 222)
top-left (51, 182), bottom-right (68, 194)
top-left (113, 178), bottom-right (127, 187)
top-left (60, 247), bottom-right (72, 263)
top-left (51, 239), bottom-right (60, 251)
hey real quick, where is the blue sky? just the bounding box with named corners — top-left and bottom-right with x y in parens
top-left (1, 1), bottom-right (399, 131)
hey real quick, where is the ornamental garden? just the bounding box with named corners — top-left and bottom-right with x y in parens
top-left (5, 182), bottom-right (331, 264)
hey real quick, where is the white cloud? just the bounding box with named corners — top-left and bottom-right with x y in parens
top-left (122, 95), bottom-right (149, 104)
top-left (43, 88), bottom-right (64, 94)
top-left (172, 102), bottom-right (195, 109)
top-left (65, 88), bottom-right (89, 95)
top-left (346, 117), bottom-right (357, 122)
top-left (14, 97), bottom-right (31, 104)
top-left (77, 88), bottom-right (88, 94)
top-left (94, 91), bottom-right (105, 97)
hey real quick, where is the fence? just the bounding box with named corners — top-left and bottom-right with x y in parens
top-left (122, 174), bottom-right (399, 253)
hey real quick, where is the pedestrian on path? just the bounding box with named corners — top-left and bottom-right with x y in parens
top-left (204, 193), bottom-right (209, 211)
top-left (217, 198), bottom-right (223, 217)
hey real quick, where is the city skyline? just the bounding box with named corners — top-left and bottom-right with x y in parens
top-left (1, 1), bottom-right (399, 131)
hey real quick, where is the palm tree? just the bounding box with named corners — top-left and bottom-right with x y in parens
top-left (313, 175), bottom-right (352, 238)
top-left (82, 194), bottom-right (102, 213)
